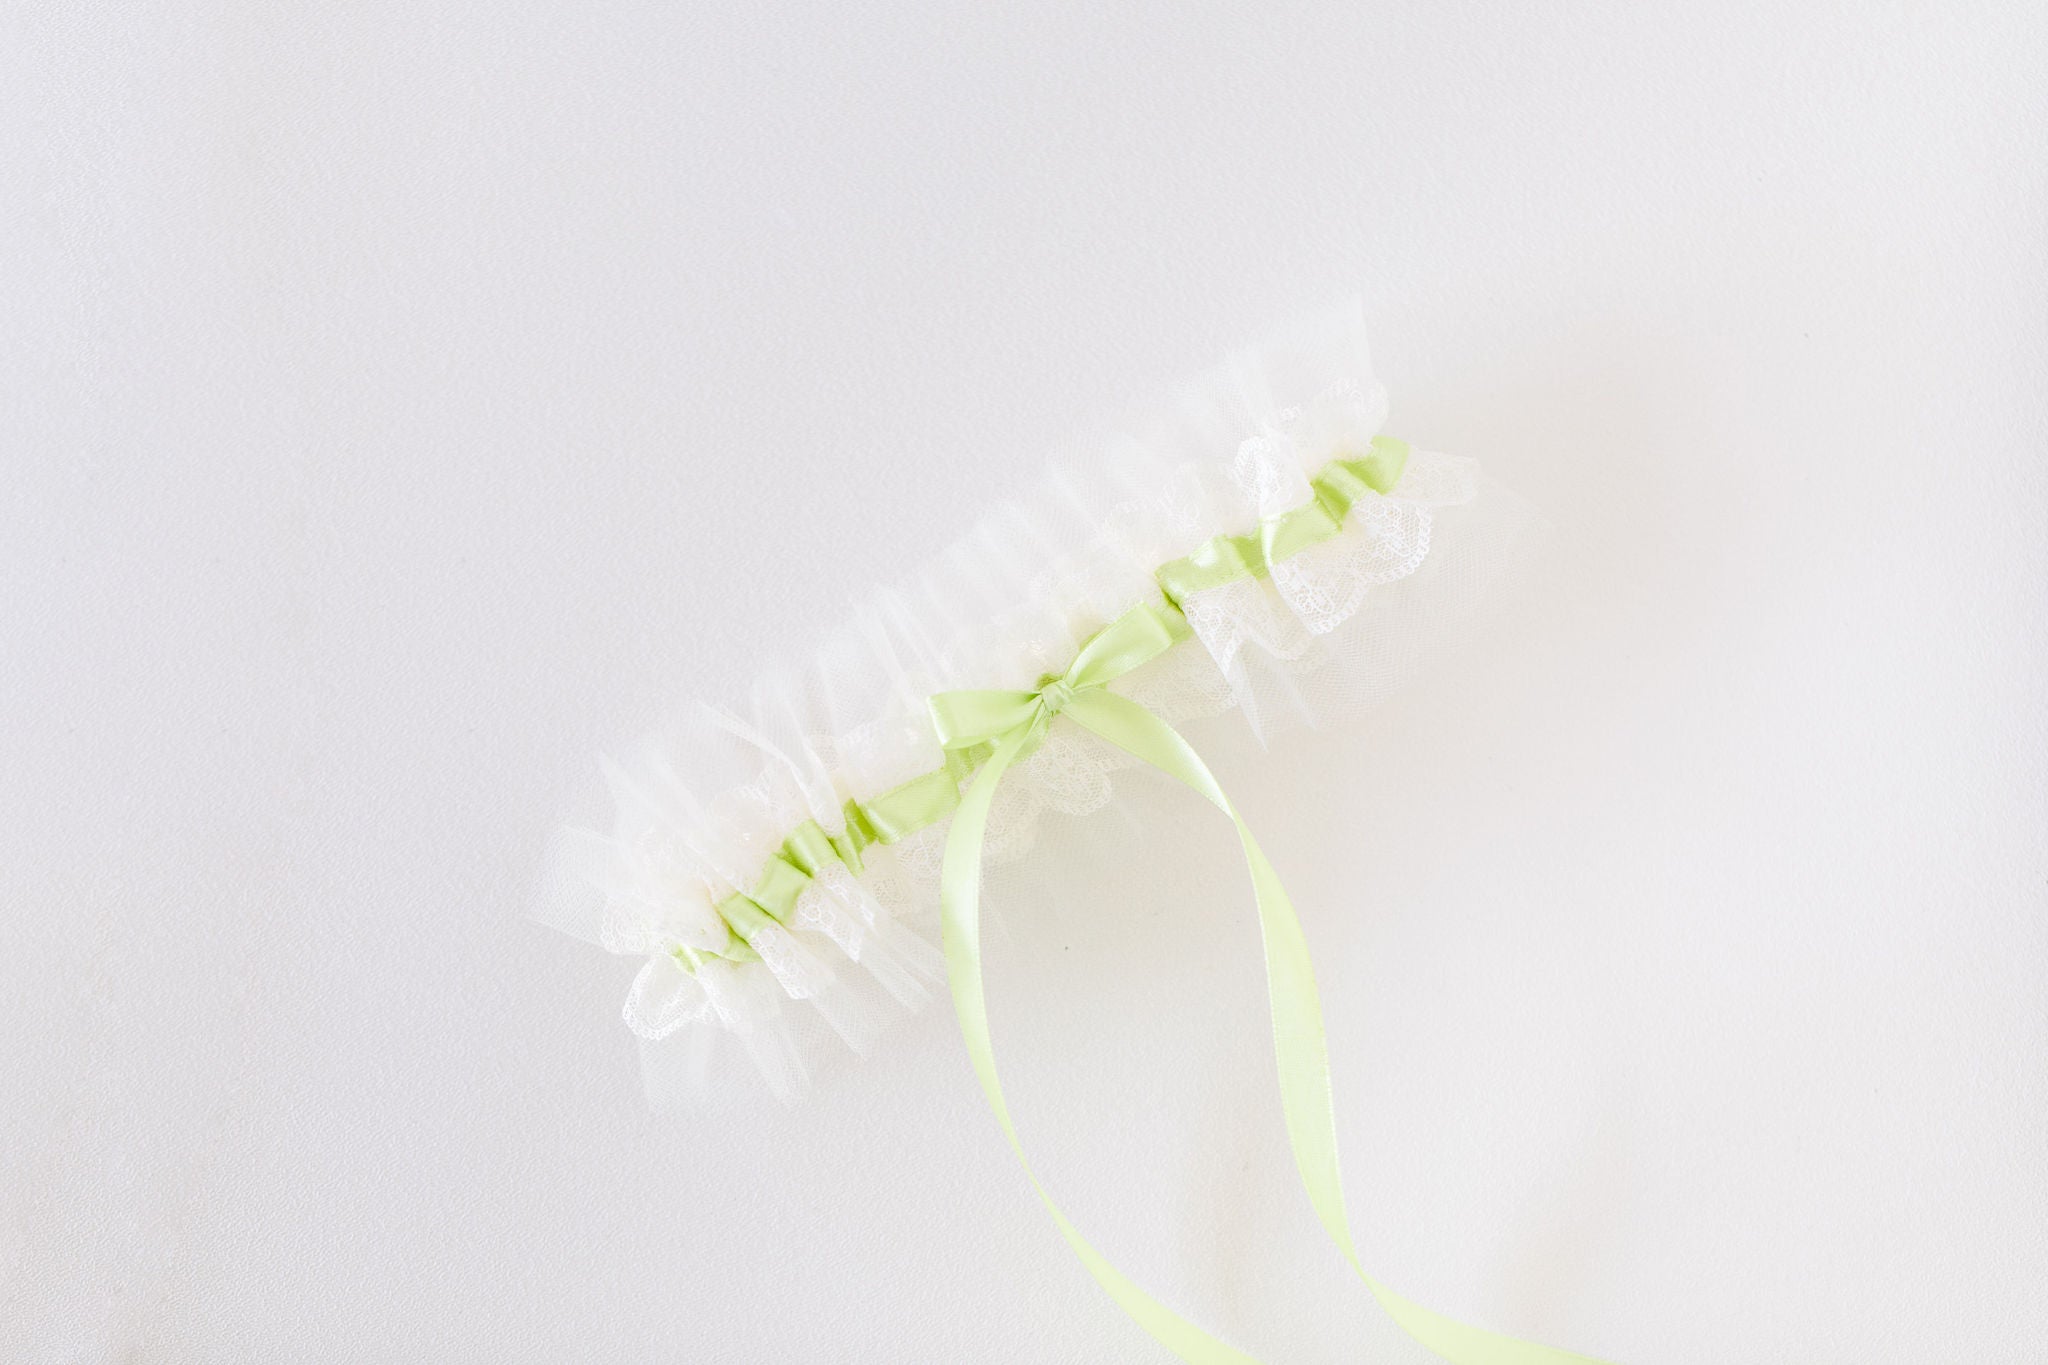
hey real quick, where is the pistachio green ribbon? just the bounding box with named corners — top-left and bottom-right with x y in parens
top-left (930, 602), bottom-right (1612, 1364)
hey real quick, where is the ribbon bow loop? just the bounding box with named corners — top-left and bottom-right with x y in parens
top-left (926, 688), bottom-right (1046, 753)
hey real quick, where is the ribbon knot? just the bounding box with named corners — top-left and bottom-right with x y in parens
top-left (1032, 674), bottom-right (1075, 717)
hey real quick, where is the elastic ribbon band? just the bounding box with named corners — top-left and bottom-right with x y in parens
top-left (929, 601), bottom-right (1613, 1364)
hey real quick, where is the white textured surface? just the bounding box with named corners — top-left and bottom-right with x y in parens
top-left (4, 4), bottom-right (2044, 1362)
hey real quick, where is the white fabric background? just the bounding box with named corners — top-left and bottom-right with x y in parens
top-left (4, 4), bottom-right (2044, 1362)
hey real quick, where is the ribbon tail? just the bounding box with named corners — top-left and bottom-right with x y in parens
top-left (940, 728), bottom-right (1263, 1365)
top-left (1062, 689), bottom-right (1614, 1365)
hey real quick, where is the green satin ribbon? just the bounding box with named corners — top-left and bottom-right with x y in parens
top-left (930, 602), bottom-right (1612, 1365)
top-left (695, 746), bottom-right (990, 968)
top-left (1154, 435), bottom-right (1412, 610)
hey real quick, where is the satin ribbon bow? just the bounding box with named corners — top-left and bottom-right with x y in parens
top-left (926, 599), bottom-right (1187, 759)
top-left (927, 602), bottom-right (1613, 1365)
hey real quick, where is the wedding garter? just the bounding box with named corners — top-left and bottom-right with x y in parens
top-left (539, 302), bottom-right (1614, 1364)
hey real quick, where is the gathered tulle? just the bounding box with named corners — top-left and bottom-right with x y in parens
top-left (536, 301), bottom-right (1537, 1106)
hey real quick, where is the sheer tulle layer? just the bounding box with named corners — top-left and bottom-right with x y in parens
top-left (537, 301), bottom-right (1533, 1104)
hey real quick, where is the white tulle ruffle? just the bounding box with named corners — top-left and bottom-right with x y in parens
top-left (536, 301), bottom-right (1532, 1106)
